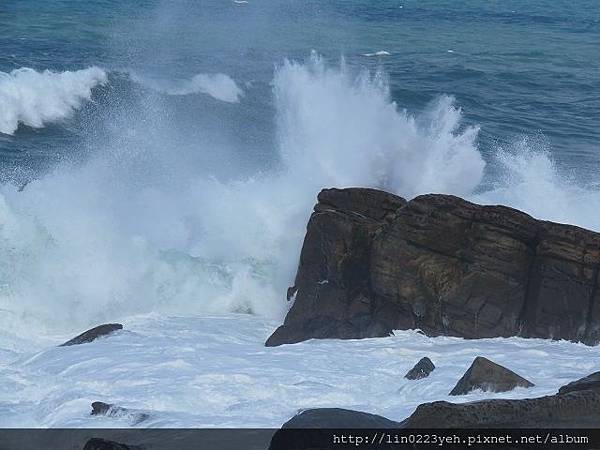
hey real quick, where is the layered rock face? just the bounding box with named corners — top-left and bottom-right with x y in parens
top-left (266, 188), bottom-right (600, 346)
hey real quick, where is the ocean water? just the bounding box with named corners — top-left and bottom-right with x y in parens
top-left (0, 0), bottom-right (599, 428)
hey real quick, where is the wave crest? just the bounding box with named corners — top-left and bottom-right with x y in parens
top-left (0, 67), bottom-right (107, 135)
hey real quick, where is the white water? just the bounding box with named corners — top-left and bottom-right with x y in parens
top-left (0, 314), bottom-right (597, 427)
top-left (0, 67), bottom-right (107, 135)
top-left (1, 54), bottom-right (599, 428)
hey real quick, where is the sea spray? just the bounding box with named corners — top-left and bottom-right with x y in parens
top-left (130, 71), bottom-right (244, 102)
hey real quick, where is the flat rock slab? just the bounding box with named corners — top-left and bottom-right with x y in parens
top-left (559, 371), bottom-right (600, 395)
top-left (60, 323), bottom-right (123, 346)
top-left (449, 356), bottom-right (534, 395)
top-left (404, 357), bottom-right (435, 380)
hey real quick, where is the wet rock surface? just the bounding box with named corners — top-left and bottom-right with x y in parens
top-left (90, 401), bottom-right (149, 425)
top-left (449, 356), bottom-right (534, 395)
top-left (60, 324), bottom-right (123, 346)
top-left (404, 357), bottom-right (435, 380)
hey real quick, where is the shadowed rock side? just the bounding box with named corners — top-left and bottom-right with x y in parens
top-left (449, 356), bottom-right (534, 395)
top-left (60, 323), bottom-right (123, 346)
top-left (266, 188), bottom-right (600, 346)
top-left (266, 188), bottom-right (407, 346)
top-left (404, 357), bottom-right (435, 380)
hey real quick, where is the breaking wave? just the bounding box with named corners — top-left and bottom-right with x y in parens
top-left (0, 54), bottom-right (597, 335)
top-left (0, 67), bottom-right (107, 135)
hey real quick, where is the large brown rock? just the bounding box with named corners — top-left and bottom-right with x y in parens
top-left (266, 188), bottom-right (600, 346)
top-left (449, 357), bottom-right (534, 395)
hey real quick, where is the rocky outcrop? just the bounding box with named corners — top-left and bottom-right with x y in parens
top-left (60, 324), bottom-right (123, 346)
top-left (559, 371), bottom-right (600, 395)
top-left (404, 357), bottom-right (435, 380)
top-left (266, 188), bottom-right (600, 346)
top-left (449, 357), bottom-right (533, 395)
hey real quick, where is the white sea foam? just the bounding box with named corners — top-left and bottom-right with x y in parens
top-left (0, 314), bottom-right (595, 427)
top-left (131, 72), bottom-right (244, 102)
top-left (0, 67), bottom-right (107, 135)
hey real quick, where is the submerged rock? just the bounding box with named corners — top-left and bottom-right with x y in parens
top-left (60, 323), bottom-right (123, 346)
top-left (449, 356), bottom-right (534, 395)
top-left (267, 188), bottom-right (600, 346)
top-left (558, 371), bottom-right (600, 395)
top-left (404, 357), bottom-right (435, 380)
top-left (90, 401), bottom-right (149, 425)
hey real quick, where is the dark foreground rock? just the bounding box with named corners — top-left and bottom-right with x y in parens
top-left (559, 371), bottom-right (600, 395)
top-left (404, 357), bottom-right (435, 380)
top-left (270, 384), bottom-right (600, 449)
top-left (83, 438), bottom-right (140, 450)
top-left (449, 356), bottom-right (534, 395)
top-left (267, 188), bottom-right (600, 346)
top-left (60, 323), bottom-right (123, 346)
top-left (268, 408), bottom-right (400, 450)
top-left (278, 408), bottom-right (400, 428)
